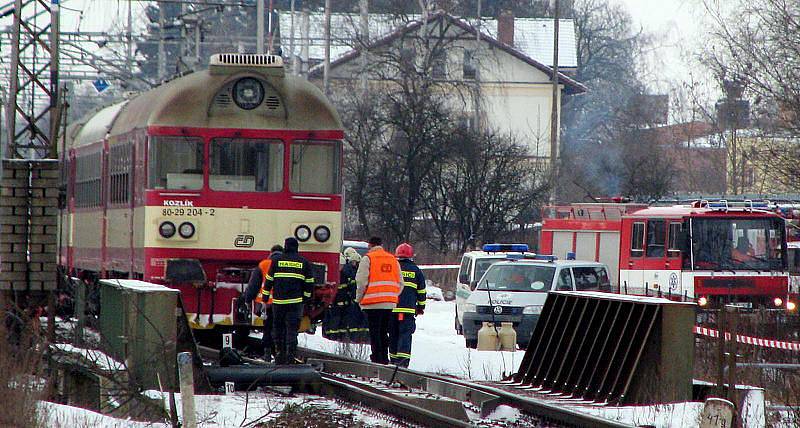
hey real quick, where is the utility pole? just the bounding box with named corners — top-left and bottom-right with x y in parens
top-left (323, 0), bottom-right (331, 94)
top-left (300, 5), bottom-right (310, 75)
top-left (549, 0), bottom-right (560, 203)
top-left (158, 3), bottom-right (166, 80)
top-left (127, 0), bottom-right (133, 74)
top-left (289, 0), bottom-right (297, 74)
top-left (257, 0), bottom-right (265, 54)
top-left (359, 0), bottom-right (369, 94)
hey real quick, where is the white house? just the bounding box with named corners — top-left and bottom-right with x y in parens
top-left (283, 11), bottom-right (585, 162)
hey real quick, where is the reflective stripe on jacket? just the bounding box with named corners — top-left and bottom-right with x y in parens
top-left (360, 248), bottom-right (402, 308)
top-left (263, 252), bottom-right (315, 305)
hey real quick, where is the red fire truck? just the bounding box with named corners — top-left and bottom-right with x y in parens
top-left (540, 200), bottom-right (792, 309)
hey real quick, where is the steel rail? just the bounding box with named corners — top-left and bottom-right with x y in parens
top-left (297, 346), bottom-right (633, 428)
top-left (197, 344), bottom-right (472, 427)
top-left (318, 372), bottom-right (472, 428)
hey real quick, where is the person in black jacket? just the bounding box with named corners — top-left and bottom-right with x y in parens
top-left (389, 243), bottom-right (426, 367)
top-left (263, 237), bottom-right (314, 364)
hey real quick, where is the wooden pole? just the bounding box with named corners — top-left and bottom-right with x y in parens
top-left (177, 352), bottom-right (197, 428)
top-left (323, 0), bottom-right (331, 94)
top-left (549, 0), bottom-right (560, 203)
top-left (726, 306), bottom-right (738, 407)
top-left (716, 308), bottom-right (726, 397)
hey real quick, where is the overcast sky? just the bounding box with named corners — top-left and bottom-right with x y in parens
top-left (5, 0), bottom-right (715, 97)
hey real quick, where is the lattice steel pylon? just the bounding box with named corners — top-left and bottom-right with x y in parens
top-left (5, 0), bottom-right (60, 159)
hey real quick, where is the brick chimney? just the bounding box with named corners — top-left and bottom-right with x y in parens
top-left (497, 10), bottom-right (515, 46)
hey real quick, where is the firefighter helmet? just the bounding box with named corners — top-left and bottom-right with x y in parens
top-left (395, 243), bottom-right (414, 259)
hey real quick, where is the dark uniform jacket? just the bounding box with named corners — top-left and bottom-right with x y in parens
top-left (340, 262), bottom-right (358, 301)
top-left (395, 259), bottom-right (427, 314)
top-left (263, 252), bottom-right (315, 305)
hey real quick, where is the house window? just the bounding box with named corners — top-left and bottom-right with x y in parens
top-left (646, 220), bottom-right (666, 258)
top-left (431, 49), bottom-right (446, 78)
top-left (631, 222), bottom-right (645, 257)
top-left (463, 49), bottom-right (476, 80)
top-left (400, 47), bottom-right (416, 72)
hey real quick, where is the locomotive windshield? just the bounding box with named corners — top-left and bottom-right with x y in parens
top-left (210, 138), bottom-right (283, 192)
top-left (690, 217), bottom-right (786, 271)
top-left (290, 140), bottom-right (341, 194)
top-left (148, 136), bottom-right (204, 190)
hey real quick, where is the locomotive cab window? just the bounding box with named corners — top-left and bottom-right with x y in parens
top-left (630, 222), bottom-right (645, 257)
top-left (291, 140), bottom-right (341, 194)
top-left (646, 220), bottom-right (666, 258)
top-left (667, 222), bottom-right (682, 257)
top-left (210, 138), bottom-right (283, 192)
top-left (148, 136), bottom-right (204, 190)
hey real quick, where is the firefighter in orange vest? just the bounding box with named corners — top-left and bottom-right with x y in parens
top-left (355, 236), bottom-right (404, 364)
top-left (243, 244), bottom-right (283, 361)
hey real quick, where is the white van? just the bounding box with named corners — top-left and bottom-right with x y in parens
top-left (461, 256), bottom-right (612, 348)
top-left (454, 244), bottom-right (531, 334)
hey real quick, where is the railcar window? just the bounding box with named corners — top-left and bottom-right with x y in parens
top-left (75, 151), bottom-right (102, 208)
top-left (148, 136), bottom-right (203, 190)
top-left (210, 138), bottom-right (283, 192)
top-left (630, 222), bottom-right (645, 257)
top-left (291, 140), bottom-right (341, 194)
top-left (646, 220), bottom-right (666, 258)
top-left (109, 143), bottom-right (131, 204)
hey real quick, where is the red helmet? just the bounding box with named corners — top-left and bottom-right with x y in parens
top-left (395, 243), bottom-right (414, 258)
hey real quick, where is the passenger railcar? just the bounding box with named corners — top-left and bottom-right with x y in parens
top-left (61, 54), bottom-right (342, 329)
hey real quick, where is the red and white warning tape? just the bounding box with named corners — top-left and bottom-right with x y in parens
top-left (694, 326), bottom-right (800, 351)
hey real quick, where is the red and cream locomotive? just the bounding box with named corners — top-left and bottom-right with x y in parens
top-left (61, 54), bottom-right (342, 329)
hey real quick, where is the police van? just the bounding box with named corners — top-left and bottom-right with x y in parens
top-left (460, 253), bottom-right (612, 349)
top-left (454, 244), bottom-right (531, 335)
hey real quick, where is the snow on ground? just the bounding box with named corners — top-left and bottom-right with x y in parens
top-left (299, 300), bottom-right (527, 380)
top-left (40, 401), bottom-right (168, 428)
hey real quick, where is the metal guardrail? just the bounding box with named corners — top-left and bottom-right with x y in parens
top-left (514, 291), bottom-right (695, 405)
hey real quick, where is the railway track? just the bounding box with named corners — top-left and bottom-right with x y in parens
top-left (197, 340), bottom-right (632, 427)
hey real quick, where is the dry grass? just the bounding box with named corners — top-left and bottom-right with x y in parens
top-left (1, 303), bottom-right (47, 427)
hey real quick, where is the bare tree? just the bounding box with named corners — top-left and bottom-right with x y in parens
top-left (424, 129), bottom-right (550, 252)
top-left (700, 0), bottom-right (800, 192)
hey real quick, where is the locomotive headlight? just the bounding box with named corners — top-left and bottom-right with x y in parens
top-left (788, 301), bottom-right (797, 311)
top-left (314, 225), bottom-right (331, 242)
top-left (232, 77), bottom-right (264, 110)
top-left (159, 221), bottom-right (176, 238)
top-left (774, 297), bottom-right (784, 307)
top-left (697, 296), bottom-right (708, 307)
top-left (294, 225), bottom-right (311, 242)
top-left (178, 222), bottom-right (196, 239)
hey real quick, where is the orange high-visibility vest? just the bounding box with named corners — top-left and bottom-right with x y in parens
top-left (361, 249), bottom-right (401, 306)
top-left (255, 259), bottom-right (274, 305)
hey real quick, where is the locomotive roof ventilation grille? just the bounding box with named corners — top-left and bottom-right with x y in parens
top-left (214, 92), bottom-right (233, 107)
top-left (210, 53), bottom-right (283, 68)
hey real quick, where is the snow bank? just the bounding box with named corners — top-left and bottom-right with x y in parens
top-left (51, 344), bottom-right (125, 372)
top-left (39, 401), bottom-right (167, 428)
